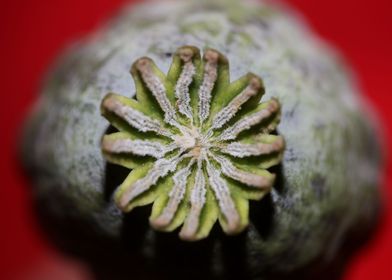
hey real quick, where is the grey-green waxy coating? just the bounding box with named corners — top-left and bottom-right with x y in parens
top-left (22, 0), bottom-right (382, 279)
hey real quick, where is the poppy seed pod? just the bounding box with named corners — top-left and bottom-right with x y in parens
top-left (22, 0), bottom-right (382, 279)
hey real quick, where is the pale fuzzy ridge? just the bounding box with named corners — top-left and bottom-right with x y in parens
top-left (103, 96), bottom-right (172, 137)
top-left (206, 158), bottom-right (240, 233)
top-left (119, 153), bottom-right (183, 209)
top-left (137, 60), bottom-right (179, 126)
top-left (211, 153), bottom-right (272, 188)
top-left (198, 55), bottom-right (218, 124)
top-left (151, 159), bottom-right (194, 228)
top-left (180, 157), bottom-right (207, 239)
top-left (175, 61), bottom-right (196, 120)
top-left (222, 137), bottom-right (284, 157)
top-left (211, 83), bottom-right (258, 130)
top-left (218, 100), bottom-right (279, 141)
top-left (103, 138), bottom-right (177, 158)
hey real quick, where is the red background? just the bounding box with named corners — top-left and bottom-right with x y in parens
top-left (1, 0), bottom-right (392, 279)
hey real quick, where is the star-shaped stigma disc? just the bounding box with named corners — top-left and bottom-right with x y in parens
top-left (101, 46), bottom-right (284, 241)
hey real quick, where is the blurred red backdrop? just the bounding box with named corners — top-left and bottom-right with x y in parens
top-left (1, 0), bottom-right (391, 279)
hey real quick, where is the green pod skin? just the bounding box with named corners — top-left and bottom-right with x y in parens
top-left (22, 0), bottom-right (382, 279)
